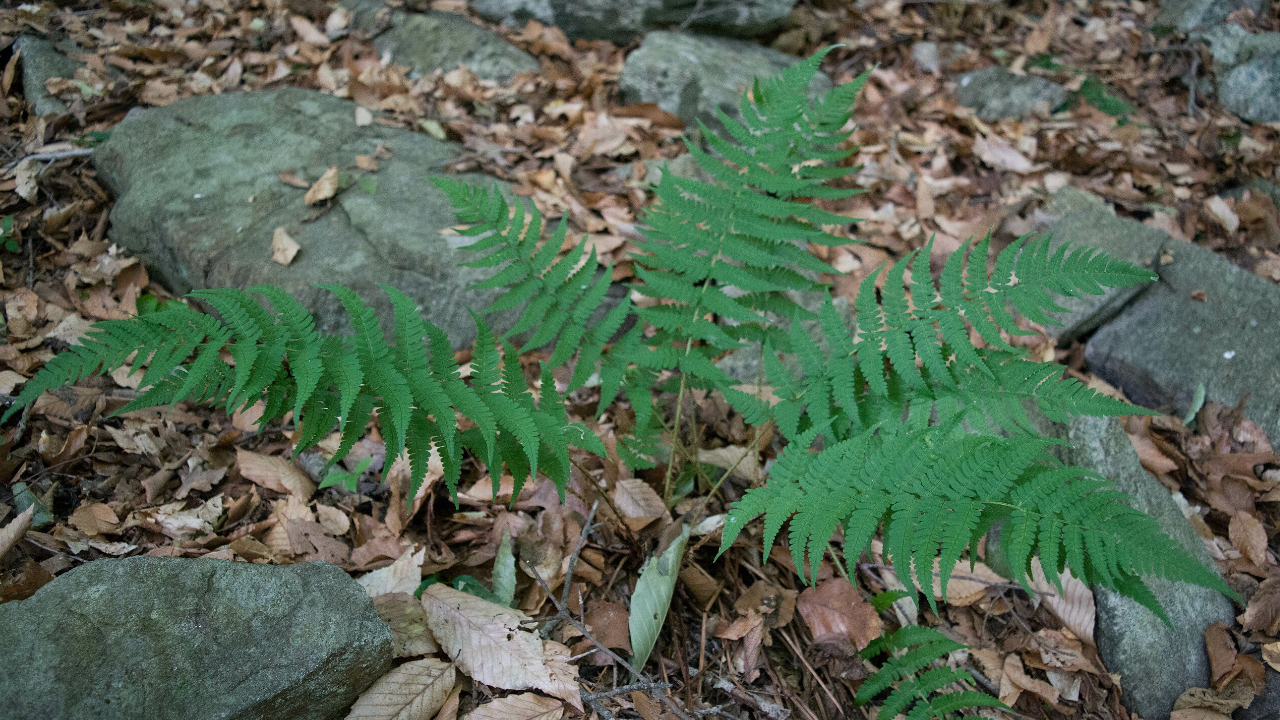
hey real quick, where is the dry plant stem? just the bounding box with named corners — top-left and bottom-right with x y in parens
top-left (662, 367), bottom-right (691, 504)
top-left (583, 681), bottom-right (672, 701)
top-left (777, 628), bottom-right (842, 713)
top-left (539, 499), bottom-right (599, 639)
top-left (2, 146), bottom-right (94, 171)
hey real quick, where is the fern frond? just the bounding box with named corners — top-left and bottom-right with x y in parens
top-left (858, 626), bottom-right (1007, 720)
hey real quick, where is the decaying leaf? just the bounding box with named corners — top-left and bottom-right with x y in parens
top-left (345, 657), bottom-right (454, 720)
top-left (796, 578), bottom-right (881, 651)
top-left (0, 505), bottom-right (34, 560)
top-left (271, 227), bottom-right (301, 266)
top-left (629, 525), bottom-right (690, 671)
top-left (463, 693), bottom-right (563, 720)
top-left (359, 545), bottom-right (425, 598)
top-left (420, 584), bottom-right (581, 710)
top-left (305, 165), bottom-right (340, 204)
top-left (1241, 578), bottom-right (1280, 635)
top-left (374, 592), bottom-right (440, 657)
top-left (236, 449), bottom-right (315, 499)
top-left (610, 478), bottom-right (667, 532)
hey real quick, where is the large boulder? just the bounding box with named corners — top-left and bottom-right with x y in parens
top-left (518, 0), bottom-right (794, 43)
top-left (344, 0), bottom-right (537, 82)
top-left (92, 88), bottom-right (508, 347)
top-left (955, 66), bottom-right (1067, 120)
top-left (473, 0), bottom-right (554, 26)
top-left (1032, 187), bottom-right (1167, 343)
top-left (1220, 55), bottom-right (1280, 123)
top-left (619, 31), bottom-right (829, 131)
top-left (0, 557), bottom-right (393, 720)
top-left (1085, 227), bottom-right (1280, 444)
top-left (14, 35), bottom-right (80, 117)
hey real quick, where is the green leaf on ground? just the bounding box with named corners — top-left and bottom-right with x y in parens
top-left (629, 524), bottom-right (690, 673)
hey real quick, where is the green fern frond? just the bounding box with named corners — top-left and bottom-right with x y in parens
top-left (858, 626), bottom-right (1008, 720)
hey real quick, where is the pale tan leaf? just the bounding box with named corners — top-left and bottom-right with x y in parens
top-left (0, 505), bottom-right (34, 560)
top-left (796, 578), bottom-right (881, 651)
top-left (930, 557), bottom-right (1005, 607)
top-left (374, 592), bottom-right (440, 657)
top-left (1030, 559), bottom-right (1095, 645)
top-left (289, 15), bottom-right (331, 47)
top-left (316, 504), bottom-right (351, 536)
top-left (305, 166), bottom-right (340, 205)
top-left (610, 478), bottom-right (667, 532)
top-left (1262, 642), bottom-right (1280, 672)
top-left (421, 585), bottom-right (581, 710)
top-left (359, 546), bottom-right (425, 598)
top-left (974, 135), bottom-right (1034, 173)
top-left (1205, 196), bottom-right (1240, 234)
top-left (236, 449), bottom-right (315, 499)
top-left (432, 686), bottom-right (461, 720)
top-left (271, 227), bottom-right (301, 266)
top-left (1230, 512), bottom-right (1269, 567)
top-left (464, 693), bottom-right (562, 720)
top-left (68, 502), bottom-right (120, 537)
top-left (696, 445), bottom-right (763, 484)
top-left (345, 657), bottom-right (454, 720)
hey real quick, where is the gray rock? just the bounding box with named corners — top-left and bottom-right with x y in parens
top-left (1220, 55), bottom-right (1280, 123)
top-left (1028, 414), bottom-right (1234, 720)
top-left (472, 0), bottom-right (554, 26)
top-left (345, 0), bottom-right (537, 82)
top-left (1033, 187), bottom-right (1167, 343)
top-left (1153, 0), bottom-right (1267, 33)
top-left (15, 35), bottom-right (81, 117)
top-left (1238, 668), bottom-right (1280, 719)
top-left (546, 0), bottom-right (794, 43)
top-left (1193, 23), bottom-right (1280, 73)
top-left (955, 66), bottom-right (1068, 120)
top-left (0, 557), bottom-right (393, 720)
top-left (1085, 230), bottom-right (1280, 444)
top-left (92, 88), bottom-right (508, 346)
top-left (619, 31), bottom-right (829, 131)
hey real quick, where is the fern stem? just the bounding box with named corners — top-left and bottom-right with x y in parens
top-left (661, 365), bottom-right (690, 505)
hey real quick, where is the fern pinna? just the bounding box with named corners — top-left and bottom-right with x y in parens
top-left (2, 284), bottom-right (601, 502)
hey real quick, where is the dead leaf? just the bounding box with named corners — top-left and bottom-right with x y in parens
top-left (15, 159), bottom-right (38, 202)
top-left (279, 169), bottom-right (311, 188)
top-left (433, 687), bottom-right (462, 720)
top-left (1205, 196), bottom-right (1240, 235)
top-left (464, 693), bottom-right (563, 720)
top-left (374, 592), bottom-right (441, 657)
top-left (316, 504), bottom-right (351, 536)
top-left (1030, 560), bottom-right (1095, 645)
top-left (68, 503), bottom-right (120, 537)
top-left (174, 466), bottom-right (226, 500)
top-left (272, 227), bottom-right (301, 266)
top-left (1262, 642), bottom-right (1280, 672)
top-left (582, 599), bottom-right (631, 653)
top-left (796, 578), bottom-right (881, 651)
top-left (610, 478), bottom-right (667, 532)
top-left (305, 166), bottom-right (340, 205)
top-left (1001, 653), bottom-right (1059, 706)
top-left (289, 15), bottom-right (331, 47)
top-left (345, 657), bottom-right (454, 720)
top-left (236, 449), bottom-right (315, 499)
top-left (421, 584), bottom-right (581, 711)
top-left (1230, 513), bottom-right (1269, 567)
top-left (356, 107), bottom-right (374, 127)
top-left (0, 505), bottom-right (34, 560)
top-left (358, 545), bottom-right (425, 597)
top-left (974, 135), bottom-right (1034, 173)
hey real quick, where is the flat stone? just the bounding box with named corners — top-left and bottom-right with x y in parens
top-left (344, 0), bottom-right (537, 82)
top-left (15, 35), bottom-right (81, 117)
top-left (1085, 231), bottom-right (1280, 443)
top-left (92, 88), bottom-right (507, 346)
top-left (546, 0), bottom-right (794, 43)
top-left (1220, 55), bottom-right (1280, 123)
top-left (0, 557), bottom-right (393, 720)
top-left (1153, 0), bottom-right (1267, 33)
top-left (1029, 414), bottom-right (1235, 720)
top-left (955, 66), bottom-right (1067, 120)
top-left (619, 31), bottom-right (830, 131)
top-left (1033, 187), bottom-right (1168, 343)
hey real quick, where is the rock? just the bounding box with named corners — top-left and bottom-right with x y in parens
top-left (1032, 187), bottom-right (1167, 343)
top-left (1085, 230), bottom-right (1280, 444)
top-left (546, 0), bottom-right (794, 43)
top-left (1030, 414), bottom-right (1235, 720)
top-left (619, 31), bottom-right (830, 131)
top-left (472, 0), bottom-right (554, 26)
top-left (1153, 0), bottom-right (1267, 33)
top-left (93, 87), bottom-right (508, 347)
top-left (1193, 24), bottom-right (1280, 73)
top-left (0, 557), bottom-right (393, 720)
top-left (954, 66), bottom-right (1068, 121)
top-left (344, 0), bottom-right (537, 82)
top-left (15, 35), bottom-right (81, 117)
top-left (1238, 668), bottom-right (1280, 720)
top-left (1220, 55), bottom-right (1280, 123)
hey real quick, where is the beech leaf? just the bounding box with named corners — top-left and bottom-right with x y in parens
top-left (345, 657), bottom-right (455, 720)
top-left (629, 525), bottom-right (689, 672)
top-left (464, 693), bottom-right (563, 720)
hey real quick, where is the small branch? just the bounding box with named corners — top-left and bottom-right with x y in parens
top-left (3, 147), bottom-right (93, 171)
top-left (584, 681), bottom-right (672, 701)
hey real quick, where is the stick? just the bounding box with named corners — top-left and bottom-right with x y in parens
top-left (3, 147), bottom-right (93, 171)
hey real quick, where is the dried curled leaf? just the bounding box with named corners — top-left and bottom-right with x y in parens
top-left (345, 657), bottom-right (455, 720)
top-left (373, 592), bottom-right (440, 658)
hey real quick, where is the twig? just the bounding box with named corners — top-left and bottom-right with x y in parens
top-left (3, 147), bottom-right (93, 171)
top-left (538, 500), bottom-right (598, 639)
top-left (1187, 52), bottom-right (1200, 119)
top-left (584, 681), bottom-right (673, 701)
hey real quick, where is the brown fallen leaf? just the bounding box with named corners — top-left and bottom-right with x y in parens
top-left (420, 584), bottom-right (581, 711)
top-left (236, 449), bottom-right (315, 499)
top-left (582, 599), bottom-right (631, 653)
top-left (433, 686), bottom-right (461, 720)
top-left (0, 505), bottom-right (34, 560)
top-left (1000, 653), bottom-right (1059, 706)
top-left (305, 165), bottom-right (340, 205)
top-left (279, 169), bottom-right (311, 188)
top-left (345, 657), bottom-right (454, 720)
top-left (974, 134), bottom-right (1034, 174)
top-left (1241, 577), bottom-right (1280, 635)
top-left (68, 502), bottom-right (120, 537)
top-left (797, 578), bottom-right (882, 651)
top-left (289, 15), bottom-right (331, 47)
top-left (271, 227), bottom-right (301, 266)
top-left (1262, 642), bottom-right (1280, 672)
top-left (1030, 560), bottom-right (1095, 645)
top-left (374, 592), bottom-right (440, 658)
top-left (610, 478), bottom-right (667, 532)
top-left (174, 466), bottom-right (227, 501)
top-left (358, 546), bottom-right (425, 598)
top-left (463, 693), bottom-right (563, 720)
top-left (1206, 622), bottom-right (1237, 688)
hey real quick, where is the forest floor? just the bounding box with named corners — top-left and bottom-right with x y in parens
top-left (2, 1), bottom-right (1280, 719)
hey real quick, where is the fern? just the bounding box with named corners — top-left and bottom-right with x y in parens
top-left (4, 285), bottom-right (594, 502)
top-left (857, 626), bottom-right (1007, 720)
